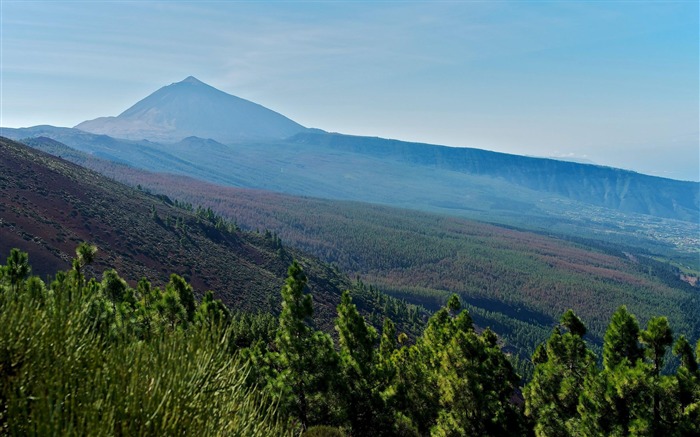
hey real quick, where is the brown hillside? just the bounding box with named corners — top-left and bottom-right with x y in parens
top-left (0, 136), bottom-right (403, 331)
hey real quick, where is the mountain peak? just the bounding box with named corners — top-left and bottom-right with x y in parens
top-left (75, 78), bottom-right (307, 143)
top-left (179, 76), bottom-right (204, 85)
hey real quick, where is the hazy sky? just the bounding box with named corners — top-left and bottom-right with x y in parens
top-left (2, 1), bottom-right (698, 181)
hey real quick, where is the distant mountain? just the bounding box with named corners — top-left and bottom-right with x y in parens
top-left (4, 77), bottom-right (698, 226)
top-left (0, 136), bottom-right (423, 333)
top-left (75, 76), bottom-right (308, 143)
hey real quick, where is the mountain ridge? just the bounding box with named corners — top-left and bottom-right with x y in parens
top-left (288, 131), bottom-right (700, 221)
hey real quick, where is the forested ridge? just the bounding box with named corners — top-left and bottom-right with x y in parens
top-left (1, 247), bottom-right (699, 436)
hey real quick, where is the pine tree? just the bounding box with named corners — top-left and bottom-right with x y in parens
top-left (158, 286), bottom-right (187, 331)
top-left (431, 306), bottom-right (523, 436)
top-left (640, 317), bottom-right (673, 378)
top-left (603, 306), bottom-right (644, 370)
top-left (577, 306), bottom-right (653, 436)
top-left (5, 248), bottom-right (30, 292)
top-left (73, 242), bottom-right (97, 291)
top-left (101, 269), bottom-right (127, 315)
top-left (166, 274), bottom-right (196, 323)
top-left (274, 261), bottom-right (338, 430)
top-left (195, 290), bottom-right (231, 327)
top-left (377, 317), bottom-right (397, 384)
top-left (335, 290), bottom-right (386, 435)
top-left (672, 336), bottom-right (700, 434)
top-left (525, 310), bottom-right (596, 436)
top-left (640, 317), bottom-right (674, 436)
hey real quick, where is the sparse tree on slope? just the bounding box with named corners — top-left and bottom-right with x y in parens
top-left (5, 248), bottom-right (30, 293)
top-left (73, 242), bottom-right (97, 290)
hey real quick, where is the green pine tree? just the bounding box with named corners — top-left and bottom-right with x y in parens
top-left (274, 261), bottom-right (338, 431)
top-left (524, 309), bottom-right (596, 436)
top-left (335, 290), bottom-right (388, 435)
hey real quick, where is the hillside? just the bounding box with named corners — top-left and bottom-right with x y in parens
top-left (0, 136), bottom-right (423, 334)
top-left (5, 126), bottom-right (698, 256)
top-left (23, 143), bottom-right (696, 367)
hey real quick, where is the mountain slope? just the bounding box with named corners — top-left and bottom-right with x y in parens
top-left (0, 136), bottom-right (422, 333)
top-left (75, 76), bottom-right (308, 143)
top-left (16, 142), bottom-right (695, 362)
top-left (116, 170), bottom-right (700, 337)
top-left (5, 125), bottom-right (697, 250)
top-left (289, 132), bottom-right (700, 222)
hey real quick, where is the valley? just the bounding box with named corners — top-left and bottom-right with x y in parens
top-left (6, 134), bottom-right (699, 378)
top-left (4, 1), bottom-right (699, 434)
top-left (3, 76), bottom-right (697, 377)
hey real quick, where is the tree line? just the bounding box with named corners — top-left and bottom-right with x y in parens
top-left (1, 246), bottom-right (698, 435)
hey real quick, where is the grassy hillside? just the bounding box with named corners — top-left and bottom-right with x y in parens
top-left (0, 137), bottom-right (424, 335)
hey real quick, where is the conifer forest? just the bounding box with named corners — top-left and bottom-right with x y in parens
top-left (1, 247), bottom-right (698, 436)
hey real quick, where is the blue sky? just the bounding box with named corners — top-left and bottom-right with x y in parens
top-left (2, 1), bottom-right (698, 181)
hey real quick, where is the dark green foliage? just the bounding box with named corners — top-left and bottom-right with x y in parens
top-left (4, 246), bottom-right (699, 436)
top-left (526, 307), bottom-right (700, 436)
top-left (101, 269), bottom-right (127, 303)
top-left (603, 306), bottom-right (644, 370)
top-left (561, 308), bottom-right (587, 337)
top-left (228, 311), bottom-right (278, 349)
top-left (335, 290), bottom-right (388, 435)
top-left (673, 336), bottom-right (700, 435)
top-left (196, 290), bottom-right (232, 326)
top-left (524, 310), bottom-right (596, 436)
top-left (640, 317), bottom-right (673, 376)
top-left (385, 295), bottom-right (524, 435)
top-left (674, 335), bottom-right (698, 373)
top-left (273, 261), bottom-right (339, 430)
top-left (167, 273), bottom-right (197, 322)
top-left (5, 248), bottom-right (30, 292)
top-left (75, 241), bottom-right (97, 267)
